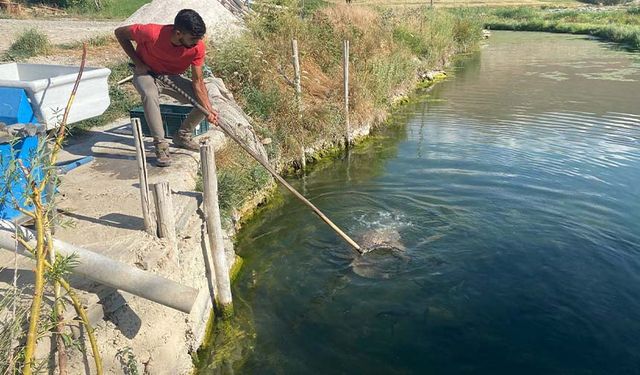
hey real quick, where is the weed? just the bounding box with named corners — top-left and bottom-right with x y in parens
top-left (66, 0), bottom-right (152, 19)
top-left (4, 29), bottom-right (51, 61)
top-left (116, 346), bottom-right (140, 375)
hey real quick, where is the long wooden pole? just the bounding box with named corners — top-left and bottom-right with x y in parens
top-left (131, 118), bottom-right (156, 235)
top-left (200, 141), bottom-right (234, 314)
top-left (155, 74), bottom-right (362, 254)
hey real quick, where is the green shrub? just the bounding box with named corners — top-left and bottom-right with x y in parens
top-left (241, 86), bottom-right (284, 121)
top-left (453, 13), bottom-right (484, 52)
top-left (4, 29), bottom-right (50, 61)
top-left (366, 51), bottom-right (417, 105)
top-left (208, 36), bottom-right (263, 92)
top-left (493, 7), bottom-right (537, 20)
top-left (217, 155), bottom-right (271, 215)
top-left (26, 0), bottom-right (92, 8)
top-left (578, 0), bottom-right (632, 5)
top-left (393, 27), bottom-right (429, 56)
top-left (627, 7), bottom-right (640, 16)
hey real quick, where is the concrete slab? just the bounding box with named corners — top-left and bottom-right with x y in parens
top-left (0, 117), bottom-right (230, 373)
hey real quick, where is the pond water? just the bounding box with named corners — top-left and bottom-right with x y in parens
top-left (200, 31), bottom-right (640, 374)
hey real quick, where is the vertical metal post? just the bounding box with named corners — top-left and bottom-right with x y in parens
top-left (200, 141), bottom-right (233, 315)
top-left (131, 118), bottom-right (156, 235)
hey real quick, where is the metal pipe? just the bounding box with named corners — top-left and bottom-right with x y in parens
top-left (0, 220), bottom-right (199, 314)
top-left (56, 155), bottom-right (94, 174)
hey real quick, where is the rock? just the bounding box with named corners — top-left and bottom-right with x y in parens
top-left (421, 70), bottom-right (447, 81)
top-left (122, 0), bottom-right (245, 43)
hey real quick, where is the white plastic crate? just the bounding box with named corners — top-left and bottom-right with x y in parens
top-left (0, 63), bottom-right (111, 129)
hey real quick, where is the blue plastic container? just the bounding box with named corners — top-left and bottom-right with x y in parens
top-left (0, 124), bottom-right (46, 221)
top-left (0, 87), bottom-right (35, 125)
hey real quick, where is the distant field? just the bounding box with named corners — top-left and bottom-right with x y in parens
top-left (327, 0), bottom-right (582, 8)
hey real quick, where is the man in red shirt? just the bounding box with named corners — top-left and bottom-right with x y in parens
top-left (115, 9), bottom-right (218, 167)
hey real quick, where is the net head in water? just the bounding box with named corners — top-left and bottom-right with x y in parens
top-left (351, 227), bottom-right (410, 279)
top-left (359, 226), bottom-right (406, 253)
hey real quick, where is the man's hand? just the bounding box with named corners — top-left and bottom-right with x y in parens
top-left (206, 110), bottom-right (219, 126)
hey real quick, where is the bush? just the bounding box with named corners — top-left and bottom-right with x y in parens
top-left (627, 7), bottom-right (640, 15)
top-left (209, 35), bottom-right (263, 92)
top-left (393, 27), bottom-right (429, 56)
top-left (578, 0), bottom-right (633, 5)
top-left (241, 85), bottom-right (284, 121)
top-left (493, 7), bottom-right (537, 20)
top-left (25, 0), bottom-right (93, 8)
top-left (4, 29), bottom-right (50, 61)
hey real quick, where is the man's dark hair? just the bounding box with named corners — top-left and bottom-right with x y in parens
top-left (174, 9), bottom-right (206, 38)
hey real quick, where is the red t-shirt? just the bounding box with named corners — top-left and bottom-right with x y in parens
top-left (129, 24), bottom-right (205, 75)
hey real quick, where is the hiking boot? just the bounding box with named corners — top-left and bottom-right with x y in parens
top-left (154, 140), bottom-right (171, 167)
top-left (173, 129), bottom-right (199, 151)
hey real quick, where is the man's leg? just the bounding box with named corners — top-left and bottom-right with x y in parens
top-left (159, 75), bottom-right (206, 151)
top-left (133, 74), bottom-right (171, 167)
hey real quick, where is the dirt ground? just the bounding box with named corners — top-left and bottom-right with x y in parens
top-left (0, 18), bottom-right (119, 57)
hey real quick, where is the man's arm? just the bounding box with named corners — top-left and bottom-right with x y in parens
top-left (114, 26), bottom-right (150, 75)
top-left (191, 65), bottom-right (218, 125)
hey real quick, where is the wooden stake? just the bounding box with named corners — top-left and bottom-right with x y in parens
top-left (152, 182), bottom-right (176, 247)
top-left (292, 39), bottom-right (306, 170)
top-left (343, 40), bottom-right (350, 146)
top-left (200, 141), bottom-right (233, 313)
top-left (292, 39), bottom-right (302, 108)
top-left (117, 75), bottom-right (133, 85)
top-left (131, 118), bottom-right (156, 235)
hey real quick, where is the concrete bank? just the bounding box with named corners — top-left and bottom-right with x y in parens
top-left (0, 116), bottom-right (234, 373)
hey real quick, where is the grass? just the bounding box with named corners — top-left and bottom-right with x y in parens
top-left (325, 0), bottom-right (581, 8)
top-left (480, 5), bottom-right (640, 49)
top-left (207, 1), bottom-right (483, 167)
top-left (66, 0), bottom-right (152, 19)
top-left (3, 29), bottom-right (51, 61)
top-left (58, 34), bottom-right (114, 50)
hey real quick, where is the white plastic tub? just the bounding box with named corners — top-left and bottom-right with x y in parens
top-left (0, 63), bottom-right (111, 129)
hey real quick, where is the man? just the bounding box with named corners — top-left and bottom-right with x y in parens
top-left (115, 9), bottom-right (218, 167)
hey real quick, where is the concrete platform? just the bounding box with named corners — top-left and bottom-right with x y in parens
top-left (0, 118), bottom-right (231, 374)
